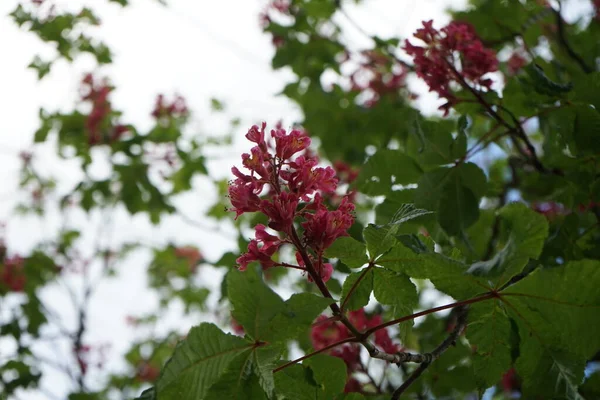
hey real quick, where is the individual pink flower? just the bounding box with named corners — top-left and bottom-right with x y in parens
top-left (302, 194), bottom-right (355, 251)
top-left (259, 192), bottom-right (299, 232)
top-left (271, 128), bottom-right (311, 160)
top-left (228, 178), bottom-right (262, 218)
top-left (236, 238), bottom-right (280, 271)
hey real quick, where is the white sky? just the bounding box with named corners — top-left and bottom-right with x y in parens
top-left (0, 0), bottom-right (467, 398)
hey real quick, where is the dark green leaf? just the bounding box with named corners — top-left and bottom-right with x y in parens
top-left (324, 237), bottom-right (368, 268)
top-left (341, 269), bottom-right (373, 311)
top-left (227, 268), bottom-right (285, 340)
top-left (155, 323), bottom-right (252, 399)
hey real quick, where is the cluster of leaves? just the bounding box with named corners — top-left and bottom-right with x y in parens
top-left (3, 0), bottom-right (600, 399)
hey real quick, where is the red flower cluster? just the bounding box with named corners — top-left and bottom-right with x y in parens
top-left (80, 73), bottom-right (129, 146)
top-left (311, 309), bottom-right (402, 393)
top-left (348, 50), bottom-right (410, 107)
top-left (136, 361), bottom-right (160, 383)
top-left (229, 123), bottom-right (354, 283)
top-left (151, 94), bottom-right (189, 120)
top-left (0, 255), bottom-right (26, 293)
top-left (404, 20), bottom-right (498, 115)
top-left (595, 0), bottom-right (600, 21)
top-left (506, 52), bottom-right (528, 75)
top-left (174, 246), bottom-right (203, 273)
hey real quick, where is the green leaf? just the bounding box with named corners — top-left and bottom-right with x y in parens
top-left (387, 203), bottom-right (433, 227)
top-left (467, 202), bottom-right (549, 286)
top-left (377, 242), bottom-right (488, 299)
top-left (438, 177), bottom-right (479, 236)
top-left (274, 364), bottom-right (320, 400)
top-left (523, 64), bottom-right (572, 97)
top-left (304, 354), bottom-right (347, 398)
top-left (466, 301), bottom-right (512, 388)
top-left (573, 105), bottom-right (600, 155)
top-left (372, 268), bottom-right (417, 318)
top-left (503, 260), bottom-right (600, 360)
top-left (265, 293), bottom-right (333, 343)
top-left (572, 72), bottom-right (600, 110)
top-left (414, 163), bottom-right (485, 236)
top-left (373, 268), bottom-right (418, 339)
top-left (155, 323), bottom-right (252, 399)
top-left (133, 388), bottom-right (155, 400)
top-left (515, 330), bottom-right (585, 400)
top-left (204, 352), bottom-right (266, 400)
top-left (581, 372), bottom-right (600, 398)
top-left (227, 268), bottom-right (285, 340)
top-left (356, 150), bottom-right (422, 195)
top-left (204, 346), bottom-right (280, 400)
top-left (324, 237), bottom-right (368, 268)
top-left (363, 224), bottom-right (396, 261)
top-left (341, 269), bottom-right (374, 311)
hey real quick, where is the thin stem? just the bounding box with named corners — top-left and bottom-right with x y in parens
top-left (391, 306), bottom-right (469, 399)
top-left (363, 292), bottom-right (495, 337)
top-left (553, 4), bottom-right (593, 74)
top-left (273, 337), bottom-right (357, 372)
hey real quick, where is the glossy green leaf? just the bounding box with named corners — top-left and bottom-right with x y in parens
top-left (466, 301), bottom-right (512, 388)
top-left (227, 269), bottom-right (285, 341)
top-left (341, 269), bottom-right (374, 311)
top-left (155, 323), bottom-right (253, 399)
top-left (324, 237), bottom-right (368, 268)
top-left (265, 293), bottom-right (333, 343)
top-left (467, 202), bottom-right (549, 286)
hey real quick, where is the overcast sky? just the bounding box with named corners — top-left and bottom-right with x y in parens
top-left (0, 1), bottom-right (470, 398)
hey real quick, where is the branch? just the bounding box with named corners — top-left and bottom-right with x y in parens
top-left (363, 292), bottom-right (495, 337)
top-left (391, 306), bottom-right (469, 399)
top-left (273, 337), bottom-right (357, 372)
top-left (553, 4), bottom-right (593, 74)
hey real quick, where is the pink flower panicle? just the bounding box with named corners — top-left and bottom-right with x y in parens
top-left (80, 73), bottom-right (129, 145)
top-left (404, 20), bottom-right (498, 115)
top-left (348, 50), bottom-right (411, 107)
top-left (507, 52), bottom-right (528, 75)
top-left (0, 255), bottom-right (26, 293)
top-left (151, 94), bottom-right (189, 120)
top-left (229, 123), bottom-right (354, 282)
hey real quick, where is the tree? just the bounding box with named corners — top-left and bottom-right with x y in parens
top-left (2, 0), bottom-right (600, 399)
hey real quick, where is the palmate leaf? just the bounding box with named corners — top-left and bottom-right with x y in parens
top-left (466, 301), bottom-right (512, 388)
top-left (467, 202), bottom-right (549, 287)
top-left (265, 293), bottom-right (334, 343)
top-left (341, 269), bottom-right (373, 311)
top-left (228, 269), bottom-right (332, 343)
top-left (363, 224), bottom-right (396, 261)
top-left (414, 163), bottom-right (487, 236)
top-left (274, 354), bottom-right (347, 399)
top-left (503, 260), bottom-right (600, 359)
top-left (324, 236), bottom-right (368, 268)
top-left (502, 260), bottom-right (600, 398)
top-left (372, 268), bottom-right (417, 316)
top-left (227, 268), bottom-right (286, 341)
top-left (373, 268), bottom-right (418, 339)
top-left (377, 240), bottom-right (489, 300)
top-left (153, 323), bottom-right (253, 400)
top-left (355, 149), bottom-right (422, 196)
top-left (204, 346), bottom-right (281, 400)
